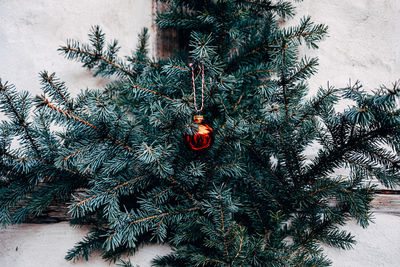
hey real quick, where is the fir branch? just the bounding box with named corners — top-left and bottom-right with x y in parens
top-left (268, 29), bottom-right (324, 46)
top-left (281, 42), bottom-right (289, 119)
top-left (37, 95), bottom-right (134, 152)
top-left (129, 206), bottom-right (199, 225)
top-left (218, 188), bottom-right (230, 262)
top-left (243, 68), bottom-right (275, 76)
top-left (168, 176), bottom-right (196, 202)
top-left (248, 173), bottom-right (282, 207)
top-left (240, 0), bottom-right (296, 18)
top-left (0, 83), bottom-right (41, 157)
top-left (65, 228), bottom-right (105, 261)
top-left (293, 85), bottom-right (338, 127)
top-left (231, 226), bottom-right (244, 265)
top-left (59, 45), bottom-right (135, 78)
top-left (306, 179), bottom-right (346, 198)
top-left (40, 71), bottom-right (73, 111)
top-left (62, 142), bottom-right (96, 162)
top-left (304, 125), bottom-right (400, 183)
top-left (129, 58), bottom-right (159, 68)
top-left (286, 57), bottom-right (319, 84)
top-left (3, 151), bottom-right (45, 163)
top-left (37, 95), bottom-right (97, 128)
top-left (130, 83), bottom-right (175, 102)
top-left (74, 175), bottom-right (147, 207)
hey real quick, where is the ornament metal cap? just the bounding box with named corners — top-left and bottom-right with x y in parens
top-left (193, 115), bottom-right (204, 123)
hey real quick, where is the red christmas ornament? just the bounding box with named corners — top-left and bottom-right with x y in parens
top-left (185, 115), bottom-right (214, 151)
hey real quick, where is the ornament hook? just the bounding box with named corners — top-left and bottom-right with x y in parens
top-left (189, 62), bottom-right (205, 113)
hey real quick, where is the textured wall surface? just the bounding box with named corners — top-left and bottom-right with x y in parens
top-left (0, 223), bottom-right (171, 267)
top-left (296, 0), bottom-right (400, 91)
top-left (0, 0), bottom-right (400, 266)
top-left (0, 0), bottom-right (155, 101)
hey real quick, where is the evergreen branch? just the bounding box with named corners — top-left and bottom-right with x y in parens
top-left (40, 71), bottom-right (73, 111)
top-left (286, 57), bottom-right (318, 84)
top-left (65, 228), bottom-right (104, 261)
top-left (129, 58), bottom-right (159, 68)
top-left (252, 119), bottom-right (270, 126)
top-left (3, 151), bottom-right (45, 163)
top-left (199, 256), bottom-right (227, 265)
top-left (217, 188), bottom-right (230, 261)
top-left (61, 166), bottom-right (79, 175)
top-left (361, 146), bottom-right (400, 168)
top-left (38, 95), bottom-right (97, 128)
top-left (123, 122), bottom-right (136, 144)
top-left (304, 125), bottom-right (400, 183)
top-left (60, 46), bottom-right (135, 78)
top-left (293, 85), bottom-right (338, 127)
top-left (231, 226), bottom-right (244, 265)
top-left (3, 149), bottom-right (80, 176)
top-left (305, 179), bottom-right (346, 198)
top-left (89, 25), bottom-right (105, 54)
top-left (62, 142), bottom-right (96, 162)
top-left (281, 43), bottom-right (289, 118)
top-left (277, 125), bottom-right (304, 182)
top-left (151, 186), bottom-right (173, 199)
top-left (319, 201), bottom-right (339, 217)
top-left (346, 194), bottom-right (361, 216)
top-left (343, 156), bottom-right (372, 171)
top-left (0, 83), bottom-right (41, 157)
top-left (130, 83), bottom-right (175, 102)
top-left (248, 174), bottom-right (282, 207)
top-left (233, 94), bottom-right (244, 111)
top-left (247, 145), bottom-right (286, 189)
top-left (228, 19), bottom-right (326, 70)
top-left (243, 68), bottom-right (275, 76)
top-left (268, 30), bottom-right (323, 46)
top-left (227, 44), bottom-right (268, 70)
top-left (73, 91), bottom-right (90, 110)
top-left (239, 251), bottom-right (250, 267)
top-left (170, 65), bottom-right (186, 70)
top-left (202, 119), bottom-right (243, 195)
top-left (240, 0), bottom-right (295, 17)
top-left (129, 206), bottom-right (199, 225)
top-left (74, 174), bottom-right (147, 207)
top-left (168, 176), bottom-right (196, 202)
top-left (37, 95), bottom-right (134, 152)
top-left (241, 0), bottom-right (274, 9)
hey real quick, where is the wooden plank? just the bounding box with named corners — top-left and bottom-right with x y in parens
top-left (371, 193), bottom-right (400, 216)
top-left (21, 192), bottom-right (400, 224)
top-left (24, 203), bottom-right (70, 223)
top-left (153, 1), bottom-right (189, 59)
top-left (20, 186), bottom-right (85, 223)
top-left (154, 1), bottom-right (179, 59)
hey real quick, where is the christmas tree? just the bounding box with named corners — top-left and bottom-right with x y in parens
top-left (1, 0), bottom-right (400, 266)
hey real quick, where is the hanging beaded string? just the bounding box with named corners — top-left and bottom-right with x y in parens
top-left (189, 62), bottom-right (205, 113)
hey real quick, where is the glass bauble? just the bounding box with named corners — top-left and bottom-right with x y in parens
top-left (184, 115), bottom-right (214, 151)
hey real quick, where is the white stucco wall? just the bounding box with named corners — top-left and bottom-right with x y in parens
top-left (298, 0), bottom-right (400, 91)
top-left (0, 0), bottom-right (399, 266)
top-left (0, 223), bottom-right (171, 267)
top-left (0, 0), bottom-right (155, 100)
